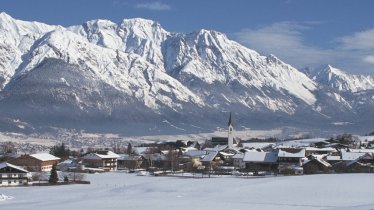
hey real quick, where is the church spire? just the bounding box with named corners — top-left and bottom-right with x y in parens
top-left (227, 112), bottom-right (234, 149)
top-left (228, 112), bottom-right (232, 127)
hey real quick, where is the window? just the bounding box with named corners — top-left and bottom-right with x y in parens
top-left (14, 180), bottom-right (16, 183)
top-left (8, 180), bottom-right (11, 184)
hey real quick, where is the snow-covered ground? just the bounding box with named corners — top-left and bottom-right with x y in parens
top-left (1, 172), bottom-right (374, 210)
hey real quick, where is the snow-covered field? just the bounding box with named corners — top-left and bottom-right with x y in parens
top-left (1, 172), bottom-right (374, 210)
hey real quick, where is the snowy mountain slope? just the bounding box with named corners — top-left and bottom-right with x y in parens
top-left (68, 18), bottom-right (170, 69)
top-left (303, 65), bottom-right (374, 93)
top-left (0, 12), bottom-right (57, 89)
top-left (8, 28), bottom-right (204, 111)
top-left (162, 30), bottom-right (317, 113)
top-left (0, 12), bottom-right (373, 134)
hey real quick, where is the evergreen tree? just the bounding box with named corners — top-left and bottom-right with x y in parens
top-left (50, 143), bottom-right (71, 160)
top-left (49, 164), bottom-right (59, 184)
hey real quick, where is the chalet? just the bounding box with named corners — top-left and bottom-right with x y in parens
top-left (243, 151), bottom-right (278, 173)
top-left (277, 148), bottom-right (305, 175)
top-left (82, 150), bottom-right (120, 171)
top-left (346, 158), bottom-right (374, 173)
top-left (9, 153), bottom-right (60, 172)
top-left (0, 162), bottom-right (30, 186)
top-left (200, 151), bottom-right (221, 170)
top-left (302, 158), bottom-right (332, 174)
top-left (117, 154), bottom-right (144, 170)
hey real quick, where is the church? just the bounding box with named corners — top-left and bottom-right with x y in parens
top-left (211, 112), bottom-right (236, 149)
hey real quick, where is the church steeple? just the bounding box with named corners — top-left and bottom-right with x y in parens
top-left (227, 112), bottom-right (234, 149)
top-left (228, 112), bottom-right (232, 127)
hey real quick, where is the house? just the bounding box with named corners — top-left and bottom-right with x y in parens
top-left (0, 162), bottom-right (30, 186)
top-left (232, 153), bottom-right (245, 169)
top-left (200, 151), bottom-right (221, 170)
top-left (9, 153), bottom-right (60, 172)
top-left (302, 158), bottom-right (332, 174)
top-left (346, 159), bottom-right (374, 173)
top-left (277, 148), bottom-right (305, 175)
top-left (243, 151), bottom-right (278, 173)
top-left (117, 154), bottom-right (144, 170)
top-left (82, 150), bottom-right (120, 171)
top-left (341, 150), bottom-right (371, 162)
top-left (56, 159), bottom-right (78, 172)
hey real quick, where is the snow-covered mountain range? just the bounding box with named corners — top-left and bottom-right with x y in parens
top-left (0, 12), bottom-right (373, 135)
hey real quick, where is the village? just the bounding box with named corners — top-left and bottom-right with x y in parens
top-left (1, 114), bottom-right (374, 187)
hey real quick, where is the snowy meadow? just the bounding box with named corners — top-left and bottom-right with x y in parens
top-left (1, 172), bottom-right (374, 210)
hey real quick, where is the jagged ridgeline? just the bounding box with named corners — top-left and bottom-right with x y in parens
top-left (0, 12), bottom-right (374, 135)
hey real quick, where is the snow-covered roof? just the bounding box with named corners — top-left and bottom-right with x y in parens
top-left (303, 158), bottom-right (331, 167)
top-left (133, 147), bottom-right (151, 155)
top-left (341, 151), bottom-right (368, 161)
top-left (348, 149), bottom-right (374, 153)
top-left (326, 156), bottom-right (341, 161)
top-left (84, 151), bottom-right (120, 160)
top-left (57, 159), bottom-right (74, 165)
top-left (184, 147), bottom-right (198, 152)
top-left (148, 154), bottom-right (167, 161)
top-left (278, 149), bottom-right (305, 158)
top-left (201, 151), bottom-right (219, 162)
top-left (241, 142), bottom-right (275, 149)
top-left (185, 150), bottom-right (207, 158)
top-left (30, 153), bottom-right (60, 161)
top-left (232, 153), bottom-right (244, 159)
top-left (117, 154), bottom-right (143, 161)
top-left (304, 147), bottom-right (336, 152)
top-left (0, 162), bottom-right (29, 173)
top-left (243, 151), bottom-right (278, 163)
top-left (204, 145), bottom-right (227, 152)
top-left (219, 151), bottom-right (235, 156)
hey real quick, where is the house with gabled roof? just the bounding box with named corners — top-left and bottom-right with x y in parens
top-left (9, 153), bottom-right (60, 172)
top-left (302, 158), bottom-right (332, 174)
top-left (277, 148), bottom-right (305, 175)
top-left (243, 151), bottom-right (278, 173)
top-left (82, 150), bottom-right (120, 171)
top-left (117, 154), bottom-right (144, 170)
top-left (0, 162), bottom-right (30, 186)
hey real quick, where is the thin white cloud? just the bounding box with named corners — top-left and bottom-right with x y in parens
top-left (235, 22), bottom-right (333, 68)
top-left (234, 22), bottom-right (374, 75)
top-left (338, 29), bottom-right (374, 50)
top-left (135, 2), bottom-right (171, 11)
top-left (364, 55), bottom-right (374, 64)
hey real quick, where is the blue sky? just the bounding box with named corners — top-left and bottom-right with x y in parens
top-left (1, 0), bottom-right (374, 74)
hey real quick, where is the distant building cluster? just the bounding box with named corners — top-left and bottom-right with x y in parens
top-left (1, 114), bottom-right (374, 187)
